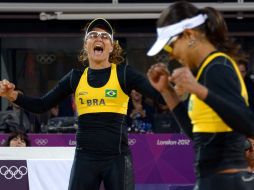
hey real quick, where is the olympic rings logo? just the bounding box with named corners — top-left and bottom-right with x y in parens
top-left (36, 54), bottom-right (56, 64)
top-left (0, 166), bottom-right (27, 180)
top-left (35, 138), bottom-right (48, 146)
top-left (128, 138), bottom-right (136, 146)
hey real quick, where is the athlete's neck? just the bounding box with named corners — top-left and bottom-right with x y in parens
top-left (89, 61), bottom-right (111, 70)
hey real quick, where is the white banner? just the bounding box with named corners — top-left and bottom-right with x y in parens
top-left (27, 159), bottom-right (73, 190)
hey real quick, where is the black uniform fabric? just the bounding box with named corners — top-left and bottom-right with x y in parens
top-left (193, 171), bottom-right (254, 190)
top-left (14, 63), bottom-right (163, 190)
top-left (172, 54), bottom-right (254, 189)
top-left (68, 152), bottom-right (135, 190)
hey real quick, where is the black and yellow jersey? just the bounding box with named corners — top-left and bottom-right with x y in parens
top-left (172, 52), bottom-right (254, 177)
top-left (189, 52), bottom-right (248, 133)
top-left (75, 63), bottom-right (129, 115)
top-left (15, 63), bottom-right (163, 156)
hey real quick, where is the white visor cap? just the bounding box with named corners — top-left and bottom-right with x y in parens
top-left (147, 14), bottom-right (207, 56)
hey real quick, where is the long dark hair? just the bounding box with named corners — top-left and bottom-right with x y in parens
top-left (157, 1), bottom-right (247, 62)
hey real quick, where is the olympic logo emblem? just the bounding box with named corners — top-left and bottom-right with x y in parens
top-left (0, 166), bottom-right (27, 180)
top-left (128, 138), bottom-right (136, 146)
top-left (36, 54), bottom-right (56, 64)
top-left (35, 138), bottom-right (48, 146)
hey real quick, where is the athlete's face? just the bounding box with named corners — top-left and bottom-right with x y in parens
top-left (165, 30), bottom-right (200, 69)
top-left (164, 33), bottom-right (190, 67)
top-left (84, 27), bottom-right (113, 64)
top-left (131, 90), bottom-right (142, 102)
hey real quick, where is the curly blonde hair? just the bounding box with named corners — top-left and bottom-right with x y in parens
top-left (79, 40), bottom-right (125, 65)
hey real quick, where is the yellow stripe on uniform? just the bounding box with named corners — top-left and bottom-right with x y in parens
top-left (188, 52), bottom-right (248, 133)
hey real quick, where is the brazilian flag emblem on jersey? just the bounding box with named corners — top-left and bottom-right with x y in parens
top-left (105, 89), bottom-right (117, 98)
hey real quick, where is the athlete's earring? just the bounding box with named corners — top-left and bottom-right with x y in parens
top-left (188, 39), bottom-right (196, 47)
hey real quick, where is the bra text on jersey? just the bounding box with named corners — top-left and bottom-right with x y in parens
top-left (79, 98), bottom-right (106, 106)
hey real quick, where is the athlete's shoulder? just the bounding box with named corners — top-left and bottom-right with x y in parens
top-left (72, 68), bottom-right (85, 75)
top-left (67, 68), bottom-right (85, 88)
top-left (209, 53), bottom-right (234, 67)
top-left (116, 63), bottom-right (135, 74)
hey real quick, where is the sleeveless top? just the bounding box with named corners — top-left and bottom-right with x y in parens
top-left (188, 52), bottom-right (248, 133)
top-left (75, 63), bottom-right (129, 116)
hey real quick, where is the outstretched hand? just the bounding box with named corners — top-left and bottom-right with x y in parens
top-left (0, 79), bottom-right (17, 101)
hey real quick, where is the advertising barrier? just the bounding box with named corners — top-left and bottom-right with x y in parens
top-left (0, 133), bottom-right (195, 189)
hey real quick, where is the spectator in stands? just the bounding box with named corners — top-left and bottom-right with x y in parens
top-left (5, 99), bottom-right (32, 133)
top-left (4, 130), bottom-right (31, 147)
top-left (48, 95), bottom-right (75, 119)
top-left (58, 94), bottom-right (75, 117)
top-left (0, 18), bottom-right (163, 190)
top-left (238, 61), bottom-right (254, 112)
top-left (42, 95), bottom-right (75, 133)
top-left (147, 1), bottom-right (254, 190)
top-left (3, 89), bottom-right (41, 133)
top-left (127, 90), bottom-right (154, 133)
top-left (49, 105), bottom-right (59, 118)
top-left (153, 103), bottom-right (181, 133)
top-left (239, 62), bottom-right (254, 172)
top-left (245, 138), bottom-right (254, 173)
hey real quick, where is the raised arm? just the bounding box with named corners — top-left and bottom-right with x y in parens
top-left (147, 63), bottom-right (193, 138)
top-left (0, 69), bottom-right (79, 113)
top-left (0, 79), bottom-right (19, 101)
